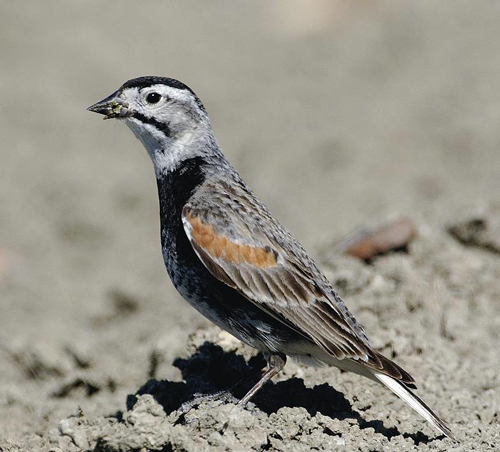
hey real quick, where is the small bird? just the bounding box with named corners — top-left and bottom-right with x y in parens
top-left (88, 76), bottom-right (453, 439)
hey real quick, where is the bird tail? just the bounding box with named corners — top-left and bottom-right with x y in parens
top-left (372, 370), bottom-right (455, 440)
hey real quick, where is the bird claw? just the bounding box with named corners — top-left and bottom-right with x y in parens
top-left (173, 391), bottom-right (240, 423)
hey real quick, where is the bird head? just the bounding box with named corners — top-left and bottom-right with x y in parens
top-left (88, 76), bottom-right (215, 173)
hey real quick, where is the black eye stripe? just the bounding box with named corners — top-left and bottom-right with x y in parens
top-left (131, 112), bottom-right (171, 137)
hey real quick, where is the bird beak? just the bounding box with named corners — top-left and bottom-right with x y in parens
top-left (87, 90), bottom-right (130, 120)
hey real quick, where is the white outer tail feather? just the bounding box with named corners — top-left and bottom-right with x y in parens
top-left (372, 371), bottom-right (455, 440)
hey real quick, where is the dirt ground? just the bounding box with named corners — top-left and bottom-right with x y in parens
top-left (1, 1), bottom-right (499, 451)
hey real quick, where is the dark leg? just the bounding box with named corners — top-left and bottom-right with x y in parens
top-left (238, 353), bottom-right (286, 406)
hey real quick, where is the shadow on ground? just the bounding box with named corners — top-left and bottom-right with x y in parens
top-left (126, 342), bottom-right (434, 445)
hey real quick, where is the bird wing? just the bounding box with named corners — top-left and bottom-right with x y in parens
top-left (181, 182), bottom-right (415, 385)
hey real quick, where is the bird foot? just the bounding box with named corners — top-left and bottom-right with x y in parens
top-left (173, 391), bottom-right (239, 424)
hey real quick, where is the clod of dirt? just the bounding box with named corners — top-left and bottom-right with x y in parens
top-left (448, 216), bottom-right (500, 254)
top-left (92, 289), bottom-right (142, 327)
top-left (335, 218), bottom-right (417, 262)
top-left (52, 377), bottom-right (116, 399)
top-left (8, 344), bottom-right (71, 380)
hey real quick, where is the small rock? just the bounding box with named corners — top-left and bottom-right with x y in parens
top-left (337, 218), bottom-right (417, 261)
top-left (448, 217), bottom-right (500, 254)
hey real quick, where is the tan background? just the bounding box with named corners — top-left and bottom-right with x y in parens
top-left (1, 1), bottom-right (499, 449)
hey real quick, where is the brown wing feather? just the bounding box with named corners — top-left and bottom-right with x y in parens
top-left (182, 203), bottom-right (415, 386)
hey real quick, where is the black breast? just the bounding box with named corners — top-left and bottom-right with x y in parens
top-left (157, 156), bottom-right (207, 251)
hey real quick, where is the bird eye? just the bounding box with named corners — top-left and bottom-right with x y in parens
top-left (146, 92), bottom-right (161, 104)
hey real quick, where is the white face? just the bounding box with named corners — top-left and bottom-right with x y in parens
top-left (114, 84), bottom-right (213, 174)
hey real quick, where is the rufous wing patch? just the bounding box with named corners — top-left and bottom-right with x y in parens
top-left (186, 214), bottom-right (277, 268)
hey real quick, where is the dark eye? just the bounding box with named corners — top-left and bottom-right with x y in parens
top-left (146, 92), bottom-right (161, 104)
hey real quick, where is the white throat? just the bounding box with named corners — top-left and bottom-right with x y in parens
top-left (123, 117), bottom-right (214, 177)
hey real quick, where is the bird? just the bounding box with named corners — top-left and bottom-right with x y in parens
top-left (88, 76), bottom-right (453, 439)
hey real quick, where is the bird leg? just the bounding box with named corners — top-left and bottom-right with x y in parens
top-left (238, 353), bottom-right (286, 406)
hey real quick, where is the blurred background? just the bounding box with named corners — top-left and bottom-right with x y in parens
top-left (1, 0), bottom-right (500, 448)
